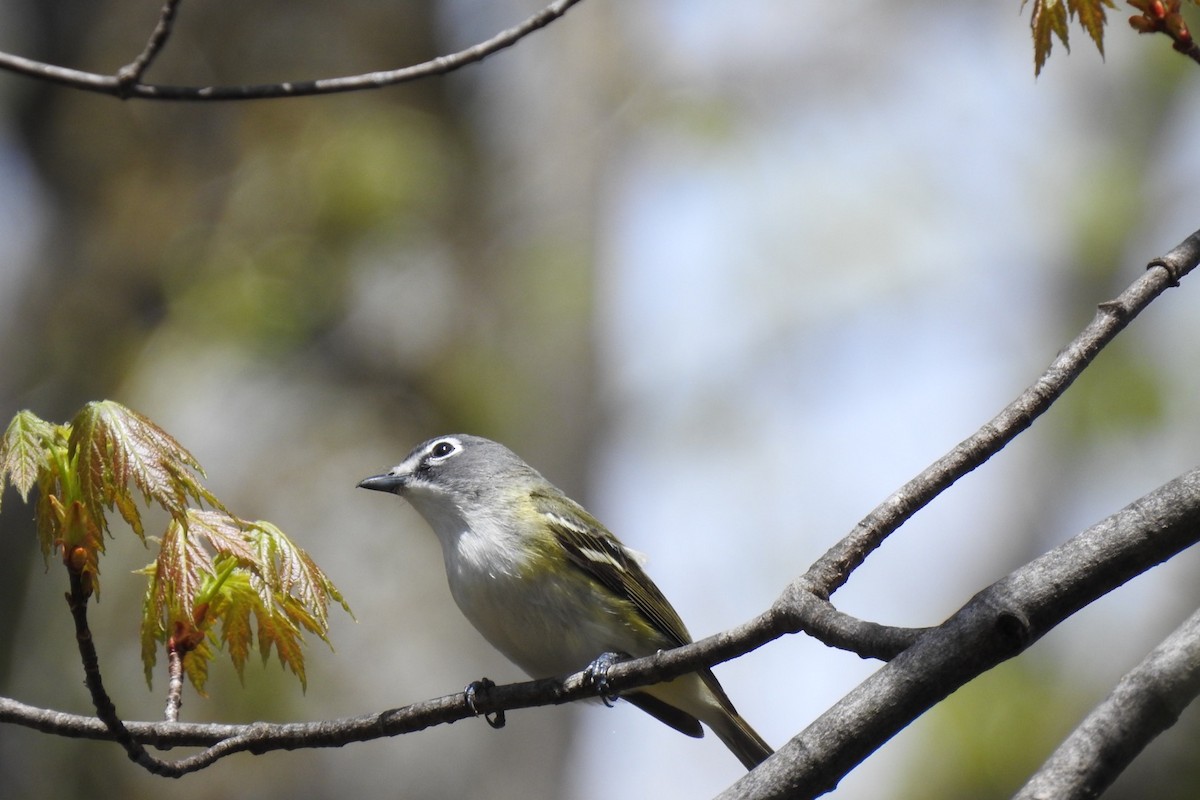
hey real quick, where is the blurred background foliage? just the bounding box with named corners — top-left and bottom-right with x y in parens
top-left (1, 2), bottom-right (1200, 799)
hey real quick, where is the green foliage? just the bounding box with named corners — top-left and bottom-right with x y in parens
top-left (1057, 341), bottom-right (1165, 440)
top-left (0, 401), bottom-right (351, 695)
top-left (898, 660), bottom-right (1085, 799)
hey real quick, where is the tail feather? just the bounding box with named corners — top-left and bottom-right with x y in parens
top-left (627, 669), bottom-right (774, 770)
top-left (708, 708), bottom-right (774, 770)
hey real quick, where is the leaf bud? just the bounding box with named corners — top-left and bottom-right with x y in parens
top-left (1128, 15), bottom-right (1158, 33)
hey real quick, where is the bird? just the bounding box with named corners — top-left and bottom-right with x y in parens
top-left (358, 433), bottom-right (773, 769)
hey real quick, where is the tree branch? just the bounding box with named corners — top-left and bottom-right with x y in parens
top-left (718, 466), bottom-right (1200, 800)
top-left (115, 0), bottom-right (184, 93)
top-left (65, 570), bottom-right (176, 775)
top-left (1013, 605), bottom-right (1200, 800)
top-left (164, 642), bottom-right (184, 723)
top-left (800, 227), bottom-right (1200, 601)
top-left (0, 0), bottom-right (585, 101)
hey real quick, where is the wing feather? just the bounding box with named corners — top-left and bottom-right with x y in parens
top-left (531, 488), bottom-right (692, 649)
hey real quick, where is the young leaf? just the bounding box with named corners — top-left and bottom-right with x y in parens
top-left (187, 508), bottom-right (259, 565)
top-left (139, 564), bottom-right (165, 688)
top-left (181, 636), bottom-right (215, 696)
top-left (1023, 0), bottom-right (1116, 75)
top-left (35, 473), bottom-right (60, 564)
top-left (214, 571), bottom-right (257, 680)
top-left (156, 514), bottom-right (217, 624)
top-left (1028, 0), bottom-right (1071, 75)
top-left (1074, 0), bottom-right (1114, 55)
top-left (67, 400), bottom-right (220, 540)
top-left (248, 520), bottom-right (352, 635)
top-left (253, 602), bottom-right (307, 689)
top-left (140, 510), bottom-right (351, 694)
top-left (0, 410), bottom-right (55, 507)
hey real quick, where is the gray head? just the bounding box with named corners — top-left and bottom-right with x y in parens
top-left (358, 434), bottom-right (547, 506)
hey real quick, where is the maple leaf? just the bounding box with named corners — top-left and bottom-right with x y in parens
top-left (254, 602), bottom-right (307, 687)
top-left (249, 520), bottom-right (351, 635)
top-left (140, 510), bottom-right (351, 693)
top-left (181, 636), bottom-right (215, 696)
top-left (0, 410), bottom-right (55, 508)
top-left (67, 400), bottom-right (220, 540)
top-left (1073, 0), bottom-right (1114, 55)
top-left (139, 567), bottom-right (166, 687)
top-left (1, 402), bottom-right (351, 696)
top-left (214, 571), bottom-right (257, 680)
top-left (1023, 0), bottom-right (1115, 75)
top-left (155, 513), bottom-right (218, 624)
top-left (243, 520), bottom-right (352, 690)
top-left (1027, 0), bottom-right (1071, 75)
top-left (186, 508), bottom-right (260, 566)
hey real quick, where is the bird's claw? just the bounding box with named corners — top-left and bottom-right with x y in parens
top-left (584, 652), bottom-right (625, 707)
top-left (464, 677), bottom-right (506, 729)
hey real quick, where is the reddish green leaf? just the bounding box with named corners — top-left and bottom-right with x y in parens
top-left (187, 509), bottom-right (259, 564)
top-left (67, 401), bottom-right (220, 540)
top-left (139, 510), bottom-right (350, 695)
top-left (156, 515), bottom-right (215, 623)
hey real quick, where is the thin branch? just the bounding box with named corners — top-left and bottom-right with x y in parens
top-left (65, 570), bottom-right (175, 775)
top-left (719, 465), bottom-right (1200, 800)
top-left (164, 643), bottom-right (184, 723)
top-left (800, 228), bottom-right (1200, 600)
top-left (115, 0), bottom-right (184, 93)
top-left (776, 590), bottom-right (927, 661)
top-left (1013, 605), bottom-right (1200, 800)
top-left (0, 0), bottom-right (585, 101)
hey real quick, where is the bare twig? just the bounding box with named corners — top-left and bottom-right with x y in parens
top-left (800, 228), bottom-right (1200, 600)
top-left (1013, 605), bottom-right (1200, 800)
top-left (164, 643), bottom-right (184, 723)
top-left (115, 0), bottom-right (184, 93)
top-left (65, 570), bottom-right (175, 775)
top-left (0, 0), bottom-right (585, 101)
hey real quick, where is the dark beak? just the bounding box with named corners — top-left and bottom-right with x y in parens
top-left (357, 473), bottom-right (406, 493)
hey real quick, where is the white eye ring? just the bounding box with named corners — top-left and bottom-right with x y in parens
top-left (427, 438), bottom-right (462, 462)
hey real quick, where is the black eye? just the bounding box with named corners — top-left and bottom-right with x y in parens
top-left (430, 440), bottom-right (458, 459)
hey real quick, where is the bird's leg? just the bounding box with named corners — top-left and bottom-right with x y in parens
top-left (583, 651), bottom-right (627, 708)
top-left (464, 677), bottom-right (506, 729)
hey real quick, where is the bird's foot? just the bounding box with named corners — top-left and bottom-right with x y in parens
top-left (583, 651), bottom-right (626, 708)
top-left (464, 677), bottom-right (506, 729)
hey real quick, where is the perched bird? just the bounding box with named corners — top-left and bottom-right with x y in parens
top-left (358, 433), bottom-right (772, 769)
